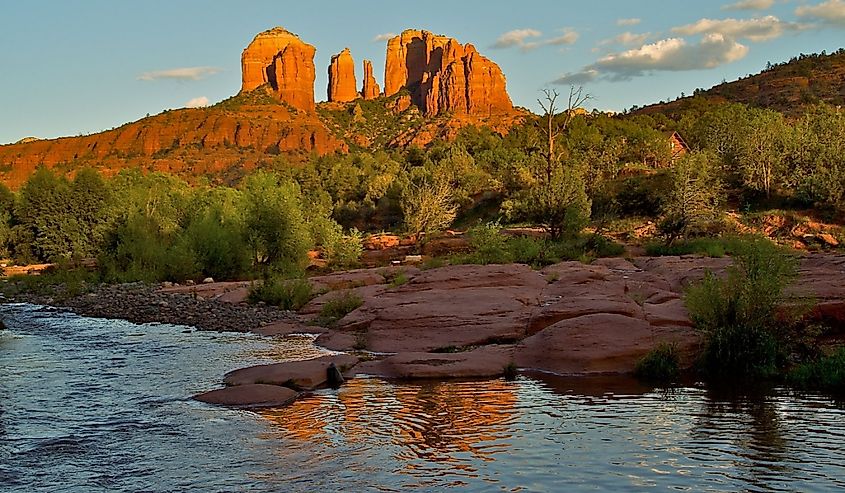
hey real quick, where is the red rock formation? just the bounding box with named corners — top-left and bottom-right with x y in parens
top-left (361, 60), bottom-right (380, 100)
top-left (382, 29), bottom-right (514, 117)
top-left (328, 48), bottom-right (358, 103)
top-left (241, 27), bottom-right (316, 112)
top-left (0, 103), bottom-right (344, 188)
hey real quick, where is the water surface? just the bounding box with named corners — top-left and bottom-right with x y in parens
top-left (1, 304), bottom-right (843, 492)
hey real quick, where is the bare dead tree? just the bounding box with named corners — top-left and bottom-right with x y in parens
top-left (537, 86), bottom-right (592, 181)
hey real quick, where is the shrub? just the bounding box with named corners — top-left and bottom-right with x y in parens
top-left (318, 291), bottom-right (363, 326)
top-left (684, 236), bottom-right (800, 379)
top-left (658, 152), bottom-right (723, 243)
top-left (787, 348), bottom-right (845, 393)
top-left (635, 343), bottom-right (680, 382)
top-left (401, 179), bottom-right (458, 237)
top-left (248, 277), bottom-right (314, 311)
top-left (644, 236), bottom-right (744, 258)
top-left (462, 223), bottom-right (512, 265)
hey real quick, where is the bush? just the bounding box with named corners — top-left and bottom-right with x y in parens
top-left (684, 236), bottom-right (800, 379)
top-left (462, 223), bottom-right (512, 265)
top-left (787, 348), bottom-right (845, 393)
top-left (644, 236), bottom-right (744, 258)
top-left (248, 277), bottom-right (314, 310)
top-left (318, 291), bottom-right (363, 326)
top-left (401, 179), bottom-right (458, 237)
top-left (635, 343), bottom-right (680, 382)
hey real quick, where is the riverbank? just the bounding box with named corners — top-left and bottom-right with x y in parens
top-left (4, 253), bottom-right (844, 409)
top-left (1, 281), bottom-right (297, 333)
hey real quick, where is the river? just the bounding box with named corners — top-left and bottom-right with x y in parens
top-left (1, 303), bottom-right (843, 492)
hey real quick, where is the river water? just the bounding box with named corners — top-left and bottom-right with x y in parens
top-left (1, 303), bottom-right (843, 492)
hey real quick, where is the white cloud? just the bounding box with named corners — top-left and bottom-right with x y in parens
top-left (672, 16), bottom-right (809, 42)
top-left (796, 0), bottom-right (845, 25)
top-left (556, 34), bottom-right (749, 84)
top-left (722, 0), bottom-right (775, 11)
top-left (617, 18), bottom-right (642, 26)
top-left (185, 96), bottom-right (209, 108)
top-left (545, 30), bottom-right (580, 46)
top-left (492, 28), bottom-right (543, 49)
top-left (372, 32), bottom-right (397, 42)
top-left (493, 28), bottom-right (578, 51)
top-left (138, 66), bottom-right (221, 81)
top-left (598, 31), bottom-right (653, 47)
top-left (553, 69), bottom-right (600, 86)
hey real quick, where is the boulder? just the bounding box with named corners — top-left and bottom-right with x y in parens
top-left (194, 384), bottom-right (299, 409)
top-left (516, 313), bottom-right (701, 375)
top-left (327, 48), bottom-right (358, 103)
top-left (320, 264), bottom-right (547, 353)
top-left (224, 354), bottom-right (359, 390)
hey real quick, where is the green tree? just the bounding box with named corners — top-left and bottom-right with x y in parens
top-left (400, 179), bottom-right (458, 237)
top-left (507, 88), bottom-right (592, 240)
top-left (241, 172), bottom-right (312, 273)
top-left (659, 152), bottom-right (723, 242)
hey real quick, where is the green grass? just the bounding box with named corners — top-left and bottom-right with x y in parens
top-left (787, 348), bottom-right (845, 393)
top-left (645, 236), bottom-right (746, 257)
top-left (318, 291), bottom-right (363, 327)
top-left (635, 343), bottom-right (680, 382)
top-left (248, 276), bottom-right (314, 311)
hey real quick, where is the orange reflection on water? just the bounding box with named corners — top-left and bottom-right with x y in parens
top-left (259, 377), bottom-right (519, 464)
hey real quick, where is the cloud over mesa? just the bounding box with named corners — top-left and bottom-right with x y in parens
top-left (672, 16), bottom-right (809, 42)
top-left (493, 28), bottom-right (578, 51)
top-left (796, 0), bottom-right (845, 25)
top-left (722, 0), bottom-right (774, 11)
top-left (554, 34), bottom-right (749, 84)
top-left (138, 66), bottom-right (220, 81)
top-left (185, 96), bottom-right (209, 108)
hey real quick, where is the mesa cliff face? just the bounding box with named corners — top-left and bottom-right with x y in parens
top-left (361, 60), bottom-right (380, 100)
top-left (383, 29), bottom-right (515, 117)
top-left (0, 26), bottom-right (523, 188)
top-left (241, 27), bottom-right (316, 112)
top-left (327, 48), bottom-right (358, 103)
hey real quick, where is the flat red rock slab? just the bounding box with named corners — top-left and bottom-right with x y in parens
top-left (356, 345), bottom-right (515, 380)
top-left (194, 384), bottom-right (299, 409)
top-left (516, 313), bottom-right (699, 375)
top-left (252, 320), bottom-right (326, 337)
top-left (224, 354), bottom-right (359, 390)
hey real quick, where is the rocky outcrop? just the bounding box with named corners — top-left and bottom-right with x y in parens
top-left (328, 48), bottom-right (358, 103)
top-left (361, 60), bottom-right (380, 100)
top-left (383, 29), bottom-right (514, 117)
top-left (241, 27), bottom-right (316, 112)
top-left (0, 102), bottom-right (344, 188)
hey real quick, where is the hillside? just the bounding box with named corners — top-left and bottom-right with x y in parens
top-left (633, 48), bottom-right (845, 118)
top-left (0, 27), bottom-right (524, 189)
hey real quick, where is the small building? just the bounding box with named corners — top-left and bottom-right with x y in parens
top-left (665, 131), bottom-right (690, 162)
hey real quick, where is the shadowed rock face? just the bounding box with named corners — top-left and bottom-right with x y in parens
top-left (328, 48), bottom-right (358, 103)
top-left (383, 29), bottom-right (515, 117)
top-left (361, 59), bottom-right (380, 100)
top-left (241, 27), bottom-right (316, 112)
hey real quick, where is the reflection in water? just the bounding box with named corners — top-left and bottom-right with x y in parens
top-left (3, 304), bottom-right (845, 492)
top-left (261, 378), bottom-right (519, 481)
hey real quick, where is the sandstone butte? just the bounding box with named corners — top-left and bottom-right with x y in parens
top-left (383, 29), bottom-right (516, 117)
top-left (361, 60), bottom-right (380, 100)
top-left (327, 48), bottom-right (358, 103)
top-left (241, 27), bottom-right (316, 112)
top-left (0, 26), bottom-right (522, 188)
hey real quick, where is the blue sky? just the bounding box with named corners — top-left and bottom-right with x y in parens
top-left (2, 0), bottom-right (844, 144)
